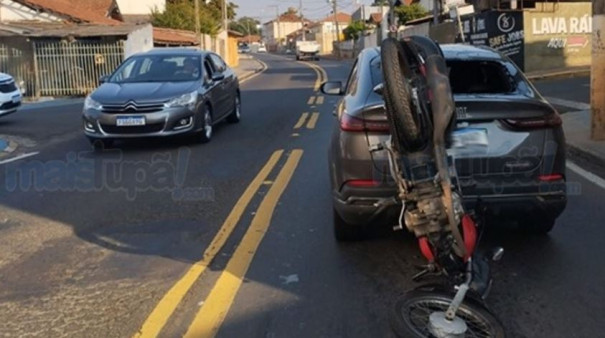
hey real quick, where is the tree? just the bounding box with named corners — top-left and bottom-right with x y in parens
top-left (394, 3), bottom-right (428, 25)
top-left (282, 7), bottom-right (298, 16)
top-left (229, 17), bottom-right (260, 36)
top-left (343, 20), bottom-right (368, 40)
top-left (152, 0), bottom-right (238, 35)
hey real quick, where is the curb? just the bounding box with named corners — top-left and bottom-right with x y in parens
top-left (526, 68), bottom-right (590, 81)
top-left (238, 58), bottom-right (267, 83)
top-left (567, 141), bottom-right (605, 172)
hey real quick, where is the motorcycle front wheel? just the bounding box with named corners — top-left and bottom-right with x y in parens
top-left (390, 289), bottom-right (506, 338)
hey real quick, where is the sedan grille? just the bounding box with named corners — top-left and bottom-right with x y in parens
top-left (102, 101), bottom-right (164, 114)
top-left (0, 80), bottom-right (17, 93)
top-left (100, 122), bottom-right (165, 134)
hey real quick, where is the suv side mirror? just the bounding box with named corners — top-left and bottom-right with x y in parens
top-left (320, 81), bottom-right (343, 96)
top-left (212, 73), bottom-right (225, 81)
top-left (373, 83), bottom-right (384, 96)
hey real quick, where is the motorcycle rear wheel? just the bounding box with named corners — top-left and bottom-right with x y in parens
top-left (390, 289), bottom-right (506, 338)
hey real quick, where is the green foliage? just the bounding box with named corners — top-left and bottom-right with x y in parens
top-left (229, 16), bottom-right (260, 36)
top-left (152, 0), bottom-right (238, 36)
top-left (394, 3), bottom-right (428, 25)
top-left (282, 7), bottom-right (298, 16)
top-left (343, 20), bottom-right (368, 40)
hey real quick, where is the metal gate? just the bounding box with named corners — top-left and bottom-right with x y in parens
top-left (0, 43), bottom-right (35, 96)
top-left (33, 40), bottom-right (124, 97)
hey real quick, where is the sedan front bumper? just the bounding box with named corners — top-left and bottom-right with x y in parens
top-left (83, 106), bottom-right (198, 138)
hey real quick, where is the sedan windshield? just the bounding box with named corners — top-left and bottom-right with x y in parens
top-left (109, 55), bottom-right (202, 83)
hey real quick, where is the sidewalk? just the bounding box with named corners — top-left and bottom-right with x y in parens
top-left (234, 56), bottom-right (266, 82)
top-left (562, 110), bottom-right (605, 168)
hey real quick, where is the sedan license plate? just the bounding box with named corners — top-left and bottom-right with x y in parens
top-left (116, 116), bottom-right (145, 126)
top-left (451, 128), bottom-right (488, 148)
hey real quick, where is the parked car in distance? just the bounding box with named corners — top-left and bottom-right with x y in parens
top-left (323, 44), bottom-right (567, 240)
top-left (0, 72), bottom-right (22, 117)
top-left (83, 48), bottom-right (240, 148)
top-left (238, 44), bottom-right (251, 54)
top-left (258, 45), bottom-right (267, 53)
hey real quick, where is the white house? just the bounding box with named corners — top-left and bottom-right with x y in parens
top-left (262, 13), bottom-right (310, 49)
top-left (309, 12), bottom-right (351, 55)
top-left (116, 0), bottom-right (165, 15)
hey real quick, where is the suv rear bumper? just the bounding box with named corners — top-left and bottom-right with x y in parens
top-left (333, 185), bottom-right (567, 227)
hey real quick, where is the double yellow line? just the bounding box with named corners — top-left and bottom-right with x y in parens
top-left (134, 150), bottom-right (303, 338)
top-left (307, 95), bottom-right (324, 105)
top-left (301, 61), bottom-right (328, 92)
top-left (294, 112), bottom-right (320, 130)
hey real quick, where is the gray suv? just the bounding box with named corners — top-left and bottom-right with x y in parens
top-left (323, 45), bottom-right (567, 240)
top-left (83, 48), bottom-right (240, 148)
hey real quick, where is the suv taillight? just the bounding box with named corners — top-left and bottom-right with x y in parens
top-left (503, 113), bottom-right (562, 130)
top-left (340, 113), bottom-right (390, 132)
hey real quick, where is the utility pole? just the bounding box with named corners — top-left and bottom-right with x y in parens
top-left (330, 0), bottom-right (340, 59)
top-left (433, 0), bottom-right (440, 24)
top-left (194, 0), bottom-right (201, 49)
top-left (269, 5), bottom-right (280, 49)
top-left (300, 0), bottom-right (306, 41)
top-left (593, 0), bottom-right (605, 140)
top-left (222, 0), bottom-right (229, 64)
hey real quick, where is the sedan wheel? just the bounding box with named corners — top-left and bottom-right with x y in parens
top-left (199, 108), bottom-right (213, 143)
top-left (227, 95), bottom-right (241, 123)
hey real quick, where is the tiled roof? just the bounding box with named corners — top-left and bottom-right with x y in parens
top-left (369, 13), bottom-right (383, 23)
top-left (0, 22), bottom-right (143, 37)
top-left (264, 13), bottom-right (308, 24)
top-left (237, 35), bottom-right (261, 43)
top-left (318, 12), bottom-right (351, 23)
top-left (153, 27), bottom-right (198, 46)
top-left (12, 0), bottom-right (120, 25)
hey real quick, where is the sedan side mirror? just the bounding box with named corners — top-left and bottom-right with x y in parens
top-left (320, 81), bottom-right (343, 96)
top-left (212, 73), bottom-right (225, 82)
top-left (99, 75), bottom-right (109, 85)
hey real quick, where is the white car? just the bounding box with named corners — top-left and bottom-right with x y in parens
top-left (258, 45), bottom-right (267, 53)
top-left (0, 72), bottom-right (21, 117)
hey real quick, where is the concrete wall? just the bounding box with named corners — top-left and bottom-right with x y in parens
top-left (124, 24), bottom-right (153, 58)
top-left (400, 22), bottom-right (430, 38)
top-left (0, 0), bottom-right (62, 22)
top-left (116, 0), bottom-right (164, 15)
top-left (523, 2), bottom-right (592, 72)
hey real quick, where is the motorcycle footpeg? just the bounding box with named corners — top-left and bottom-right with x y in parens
top-left (412, 264), bottom-right (441, 282)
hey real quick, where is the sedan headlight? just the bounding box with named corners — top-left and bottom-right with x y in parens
top-left (84, 96), bottom-right (102, 110)
top-left (164, 91), bottom-right (198, 110)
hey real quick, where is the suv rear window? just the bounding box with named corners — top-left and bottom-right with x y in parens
top-left (370, 57), bottom-right (517, 95)
top-left (447, 60), bottom-right (515, 94)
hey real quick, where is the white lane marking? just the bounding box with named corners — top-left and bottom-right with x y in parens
top-left (0, 151), bottom-right (39, 165)
top-left (544, 97), bottom-right (590, 110)
top-left (567, 161), bottom-right (605, 190)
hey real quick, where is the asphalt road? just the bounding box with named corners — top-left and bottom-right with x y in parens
top-left (0, 54), bottom-right (603, 338)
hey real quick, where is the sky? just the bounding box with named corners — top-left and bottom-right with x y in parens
top-left (230, 0), bottom-right (377, 23)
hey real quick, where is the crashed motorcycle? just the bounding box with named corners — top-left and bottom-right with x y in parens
top-left (372, 35), bottom-right (506, 338)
